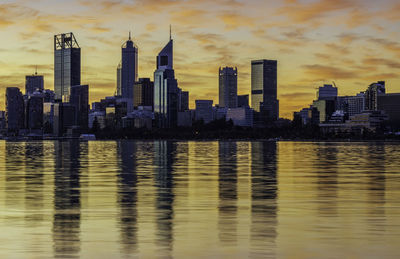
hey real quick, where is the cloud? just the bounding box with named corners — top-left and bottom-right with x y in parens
top-left (363, 58), bottom-right (400, 69)
top-left (302, 64), bottom-right (358, 79)
top-left (219, 13), bottom-right (255, 30)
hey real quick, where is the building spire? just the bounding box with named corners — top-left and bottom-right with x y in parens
top-left (35, 65), bottom-right (37, 75)
top-left (129, 30), bottom-right (131, 40)
top-left (169, 25), bottom-right (172, 41)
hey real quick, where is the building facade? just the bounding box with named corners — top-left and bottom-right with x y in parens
top-left (219, 67), bottom-right (238, 108)
top-left (54, 33), bottom-right (81, 100)
top-left (25, 74), bottom-right (44, 95)
top-left (134, 78), bottom-right (154, 108)
top-left (121, 32), bottom-right (138, 111)
top-left (195, 100), bottom-right (214, 124)
top-left (251, 59), bottom-right (279, 120)
top-left (317, 84), bottom-right (338, 100)
top-left (69, 85), bottom-right (89, 131)
top-left (6, 87), bottom-right (25, 133)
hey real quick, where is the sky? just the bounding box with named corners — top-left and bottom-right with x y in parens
top-left (0, 0), bottom-right (399, 118)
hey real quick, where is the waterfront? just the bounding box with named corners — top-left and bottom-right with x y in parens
top-left (0, 140), bottom-right (399, 258)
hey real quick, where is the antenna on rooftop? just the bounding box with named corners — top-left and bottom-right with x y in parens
top-left (170, 24), bottom-right (172, 40)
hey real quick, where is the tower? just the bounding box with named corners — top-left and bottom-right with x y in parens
top-left (219, 67), bottom-right (238, 108)
top-left (121, 32), bottom-right (138, 111)
top-left (54, 33), bottom-right (81, 100)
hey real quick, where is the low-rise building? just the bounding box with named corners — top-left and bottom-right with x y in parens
top-left (226, 107), bottom-right (254, 127)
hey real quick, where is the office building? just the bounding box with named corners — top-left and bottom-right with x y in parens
top-left (377, 93), bottom-right (400, 130)
top-left (121, 32), bottom-right (138, 111)
top-left (195, 100), bottom-right (213, 124)
top-left (219, 67), bottom-right (237, 108)
top-left (312, 99), bottom-right (335, 123)
top-left (54, 32), bottom-right (81, 100)
top-left (154, 35), bottom-right (180, 128)
top-left (317, 84), bottom-right (338, 100)
top-left (25, 73), bottom-right (44, 95)
top-left (43, 102), bottom-right (55, 134)
top-left (365, 81), bottom-right (385, 111)
top-left (251, 59), bottom-right (279, 120)
top-left (53, 103), bottom-right (76, 137)
top-left (69, 85), bottom-right (89, 131)
top-left (226, 106), bottom-right (254, 127)
top-left (336, 93), bottom-right (365, 117)
top-left (6, 87), bottom-right (25, 133)
top-left (134, 78), bottom-right (154, 108)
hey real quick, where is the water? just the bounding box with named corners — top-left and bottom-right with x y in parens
top-left (0, 140), bottom-right (399, 258)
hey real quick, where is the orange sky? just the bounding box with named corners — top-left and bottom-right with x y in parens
top-left (0, 0), bottom-right (399, 118)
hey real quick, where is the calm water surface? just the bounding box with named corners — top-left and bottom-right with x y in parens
top-left (0, 140), bottom-right (399, 258)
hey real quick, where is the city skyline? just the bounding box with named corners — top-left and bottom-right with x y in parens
top-left (0, 0), bottom-right (400, 118)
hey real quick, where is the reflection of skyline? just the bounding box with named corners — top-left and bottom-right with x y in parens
top-left (53, 141), bottom-right (83, 258)
top-left (154, 141), bottom-right (176, 256)
top-left (251, 141), bottom-right (278, 258)
top-left (117, 141), bottom-right (138, 255)
top-left (218, 142), bottom-right (238, 245)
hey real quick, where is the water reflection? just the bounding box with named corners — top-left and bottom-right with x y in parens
top-left (251, 142), bottom-right (278, 258)
top-left (218, 142), bottom-right (238, 245)
top-left (117, 141), bottom-right (138, 255)
top-left (154, 141), bottom-right (176, 256)
top-left (53, 141), bottom-right (84, 258)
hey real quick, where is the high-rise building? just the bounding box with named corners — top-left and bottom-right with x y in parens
top-left (116, 61), bottom-right (122, 96)
top-left (251, 59), bottom-right (279, 120)
top-left (69, 85), bottom-right (89, 131)
top-left (238, 94), bottom-right (249, 108)
top-left (134, 78), bottom-right (154, 108)
top-left (365, 81), bottom-right (385, 111)
top-left (54, 32), bottom-right (81, 100)
top-left (219, 67), bottom-right (238, 108)
top-left (25, 73), bottom-right (44, 95)
top-left (121, 32), bottom-right (138, 111)
top-left (195, 100), bottom-right (214, 124)
top-left (6, 87), bottom-right (25, 133)
top-left (317, 84), bottom-right (338, 100)
top-left (154, 35), bottom-right (180, 128)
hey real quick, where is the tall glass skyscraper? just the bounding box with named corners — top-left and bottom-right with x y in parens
top-left (251, 59), bottom-right (279, 120)
top-left (154, 37), bottom-right (179, 128)
top-left (54, 33), bottom-right (81, 100)
top-left (219, 67), bottom-right (238, 108)
top-left (121, 33), bottom-right (138, 102)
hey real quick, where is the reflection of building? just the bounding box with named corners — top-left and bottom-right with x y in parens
top-left (53, 141), bottom-right (82, 258)
top-left (117, 141), bottom-right (138, 255)
top-left (251, 60), bottom-right (279, 120)
top-left (154, 141), bottom-right (176, 254)
top-left (54, 33), bottom-right (81, 100)
top-left (250, 142), bottom-right (277, 257)
top-left (25, 73), bottom-right (44, 95)
top-left (195, 100), bottom-right (213, 124)
top-left (218, 142), bottom-right (238, 244)
top-left (6, 87), bottom-right (25, 134)
top-left (154, 37), bottom-right (180, 128)
top-left (219, 67), bottom-right (238, 108)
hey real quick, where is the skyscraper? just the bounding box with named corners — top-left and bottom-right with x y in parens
top-left (6, 87), bottom-right (25, 133)
top-left (134, 78), bottom-right (154, 108)
top-left (365, 81), bottom-right (385, 111)
top-left (54, 32), bottom-right (81, 100)
top-left (154, 35), bottom-right (179, 128)
top-left (25, 72), bottom-right (44, 95)
top-left (251, 59), bottom-right (279, 120)
top-left (317, 84), bottom-right (338, 101)
top-left (219, 67), bottom-right (238, 108)
top-left (121, 32), bottom-right (138, 111)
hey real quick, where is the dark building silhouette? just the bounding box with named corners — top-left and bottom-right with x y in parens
top-left (121, 32), bottom-right (138, 111)
top-left (134, 78), bottom-right (154, 108)
top-left (251, 60), bottom-right (279, 120)
top-left (219, 67), bottom-right (238, 108)
top-left (377, 93), bottom-right (400, 130)
top-left (69, 85), bottom-right (89, 131)
top-left (179, 90), bottom-right (189, 111)
top-left (25, 73), bottom-right (44, 95)
top-left (365, 81), bottom-right (385, 111)
top-left (154, 36), bottom-right (180, 128)
top-left (238, 94), bottom-right (249, 108)
top-left (218, 142), bottom-right (238, 245)
top-left (26, 92), bottom-right (44, 131)
top-left (6, 87), bottom-right (25, 134)
top-left (54, 33), bottom-right (81, 100)
top-left (53, 103), bottom-right (76, 137)
top-left (116, 61), bottom-right (122, 96)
